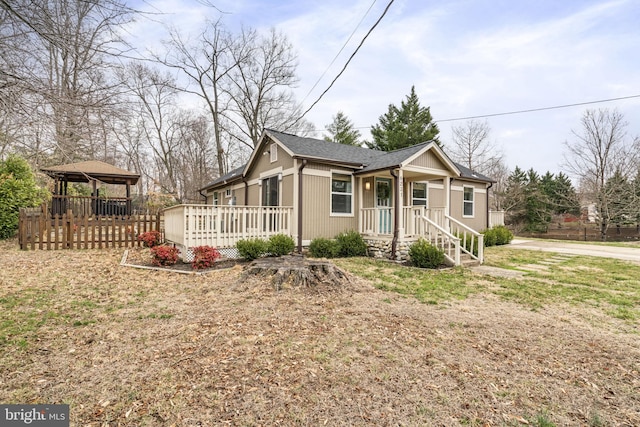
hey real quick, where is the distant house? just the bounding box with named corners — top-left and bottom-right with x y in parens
top-left (165, 129), bottom-right (504, 265)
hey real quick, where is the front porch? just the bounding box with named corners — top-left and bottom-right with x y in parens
top-left (163, 204), bottom-right (487, 266)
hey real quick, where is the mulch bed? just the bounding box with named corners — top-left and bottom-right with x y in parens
top-left (122, 246), bottom-right (246, 273)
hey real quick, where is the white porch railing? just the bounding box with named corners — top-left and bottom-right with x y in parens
top-left (446, 214), bottom-right (484, 264)
top-left (164, 205), bottom-right (293, 249)
top-left (361, 206), bottom-right (448, 237)
top-left (360, 207), bottom-right (394, 235)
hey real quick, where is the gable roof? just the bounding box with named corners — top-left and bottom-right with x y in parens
top-left (202, 129), bottom-right (493, 191)
top-left (41, 160), bottom-right (140, 185)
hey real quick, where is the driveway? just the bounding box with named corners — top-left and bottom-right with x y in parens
top-left (508, 239), bottom-right (640, 263)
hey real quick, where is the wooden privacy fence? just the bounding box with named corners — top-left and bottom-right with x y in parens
top-left (19, 208), bottom-right (162, 250)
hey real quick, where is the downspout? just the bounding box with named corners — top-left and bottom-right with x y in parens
top-left (390, 168), bottom-right (399, 260)
top-left (297, 159), bottom-right (308, 254)
top-left (486, 182), bottom-right (493, 229)
top-left (198, 189), bottom-right (207, 203)
top-left (243, 177), bottom-right (249, 205)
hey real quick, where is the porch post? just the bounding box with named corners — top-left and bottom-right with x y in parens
top-left (397, 169), bottom-right (404, 239)
top-left (358, 176), bottom-right (363, 234)
top-left (444, 177), bottom-right (451, 232)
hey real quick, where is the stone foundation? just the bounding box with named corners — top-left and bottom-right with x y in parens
top-left (364, 239), bottom-right (414, 261)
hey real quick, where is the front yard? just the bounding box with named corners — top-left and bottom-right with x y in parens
top-left (1, 240), bottom-right (638, 426)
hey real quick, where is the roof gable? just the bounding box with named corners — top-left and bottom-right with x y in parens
top-left (201, 129), bottom-right (493, 191)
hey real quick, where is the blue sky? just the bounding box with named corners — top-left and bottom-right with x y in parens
top-left (129, 0), bottom-right (640, 175)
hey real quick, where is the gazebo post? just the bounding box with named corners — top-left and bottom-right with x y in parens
top-left (126, 183), bottom-right (132, 216)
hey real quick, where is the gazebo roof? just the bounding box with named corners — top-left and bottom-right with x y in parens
top-left (41, 160), bottom-right (140, 185)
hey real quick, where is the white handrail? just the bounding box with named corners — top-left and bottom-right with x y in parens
top-left (420, 215), bottom-right (461, 266)
top-left (445, 214), bottom-right (484, 264)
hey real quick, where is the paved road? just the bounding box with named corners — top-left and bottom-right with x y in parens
top-left (508, 239), bottom-right (640, 263)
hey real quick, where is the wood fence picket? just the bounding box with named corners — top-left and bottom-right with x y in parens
top-left (18, 207), bottom-right (162, 250)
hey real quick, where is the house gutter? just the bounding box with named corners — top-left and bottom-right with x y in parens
top-left (243, 176), bottom-right (249, 205)
top-left (389, 168), bottom-right (400, 260)
top-left (297, 159), bottom-right (308, 253)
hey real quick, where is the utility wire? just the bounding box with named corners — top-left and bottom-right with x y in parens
top-left (341, 93), bottom-right (640, 130)
top-left (434, 94), bottom-right (640, 123)
top-left (301, 0), bottom-right (378, 104)
top-left (295, 0), bottom-right (395, 125)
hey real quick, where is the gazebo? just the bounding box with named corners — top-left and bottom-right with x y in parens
top-left (41, 160), bottom-right (140, 217)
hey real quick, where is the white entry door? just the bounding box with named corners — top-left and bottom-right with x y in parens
top-left (376, 178), bottom-right (392, 234)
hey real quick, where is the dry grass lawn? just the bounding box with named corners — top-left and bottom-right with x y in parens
top-left (1, 240), bottom-right (639, 426)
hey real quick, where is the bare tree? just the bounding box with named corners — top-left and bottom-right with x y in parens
top-left (0, 0), bottom-right (134, 164)
top-left (564, 108), bottom-right (639, 240)
top-left (122, 62), bottom-right (184, 201)
top-left (225, 27), bottom-right (313, 147)
top-left (449, 120), bottom-right (507, 210)
top-left (449, 120), bottom-right (504, 174)
top-left (156, 19), bottom-right (239, 176)
top-left (157, 21), bottom-right (314, 175)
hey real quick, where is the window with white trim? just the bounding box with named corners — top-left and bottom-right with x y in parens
top-left (213, 192), bottom-right (219, 206)
top-left (331, 173), bottom-right (353, 215)
top-left (225, 188), bottom-right (231, 198)
top-left (270, 143), bottom-right (277, 163)
top-left (463, 186), bottom-right (474, 217)
top-left (412, 182), bottom-right (427, 206)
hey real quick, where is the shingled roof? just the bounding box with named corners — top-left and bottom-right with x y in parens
top-left (41, 160), bottom-right (140, 185)
top-left (201, 129), bottom-right (493, 190)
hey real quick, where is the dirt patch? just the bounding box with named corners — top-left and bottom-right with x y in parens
top-left (1, 240), bottom-right (639, 426)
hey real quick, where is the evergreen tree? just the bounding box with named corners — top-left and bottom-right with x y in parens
top-left (367, 86), bottom-right (440, 151)
top-left (0, 155), bottom-right (47, 239)
top-left (323, 111), bottom-right (361, 146)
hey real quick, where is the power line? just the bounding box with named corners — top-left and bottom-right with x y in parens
top-left (334, 93), bottom-right (640, 131)
top-left (295, 0), bottom-right (395, 125)
top-left (301, 0), bottom-right (378, 104)
top-left (434, 94), bottom-right (640, 123)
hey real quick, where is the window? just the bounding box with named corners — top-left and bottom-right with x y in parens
top-left (412, 182), bottom-right (427, 206)
top-left (213, 192), bottom-right (219, 206)
top-left (261, 175), bottom-right (279, 206)
top-left (225, 188), bottom-right (231, 198)
top-left (270, 143), bottom-right (277, 163)
top-left (463, 186), bottom-right (474, 217)
top-left (331, 173), bottom-right (352, 215)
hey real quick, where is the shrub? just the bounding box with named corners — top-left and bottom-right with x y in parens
top-left (138, 230), bottom-right (162, 247)
top-left (267, 234), bottom-right (295, 256)
top-left (482, 228), bottom-right (497, 247)
top-left (493, 225), bottom-right (514, 245)
top-left (0, 155), bottom-right (47, 240)
top-left (191, 245), bottom-right (221, 270)
top-left (236, 238), bottom-right (268, 261)
top-left (151, 245), bottom-right (179, 266)
top-left (308, 237), bottom-right (340, 258)
top-left (335, 230), bottom-right (367, 257)
top-left (409, 238), bottom-right (445, 269)
top-left (456, 232), bottom-right (479, 256)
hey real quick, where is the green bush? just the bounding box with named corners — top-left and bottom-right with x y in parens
top-left (0, 155), bottom-right (47, 240)
top-left (493, 225), bottom-right (514, 245)
top-left (482, 228), bottom-right (497, 247)
top-left (456, 232), bottom-right (479, 256)
top-left (236, 238), bottom-right (268, 261)
top-left (267, 234), bottom-right (295, 256)
top-left (409, 238), bottom-right (445, 269)
top-left (335, 230), bottom-right (367, 257)
top-left (308, 237), bottom-right (340, 258)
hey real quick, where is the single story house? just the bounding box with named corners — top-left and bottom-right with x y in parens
top-left (164, 129), bottom-right (503, 265)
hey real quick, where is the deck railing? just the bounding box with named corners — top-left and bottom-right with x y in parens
top-left (163, 205), bottom-right (294, 249)
top-left (446, 214), bottom-right (484, 264)
top-left (50, 195), bottom-right (132, 217)
top-left (361, 206), bottom-right (448, 237)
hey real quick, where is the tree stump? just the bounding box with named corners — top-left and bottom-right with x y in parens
top-left (239, 255), bottom-right (350, 290)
